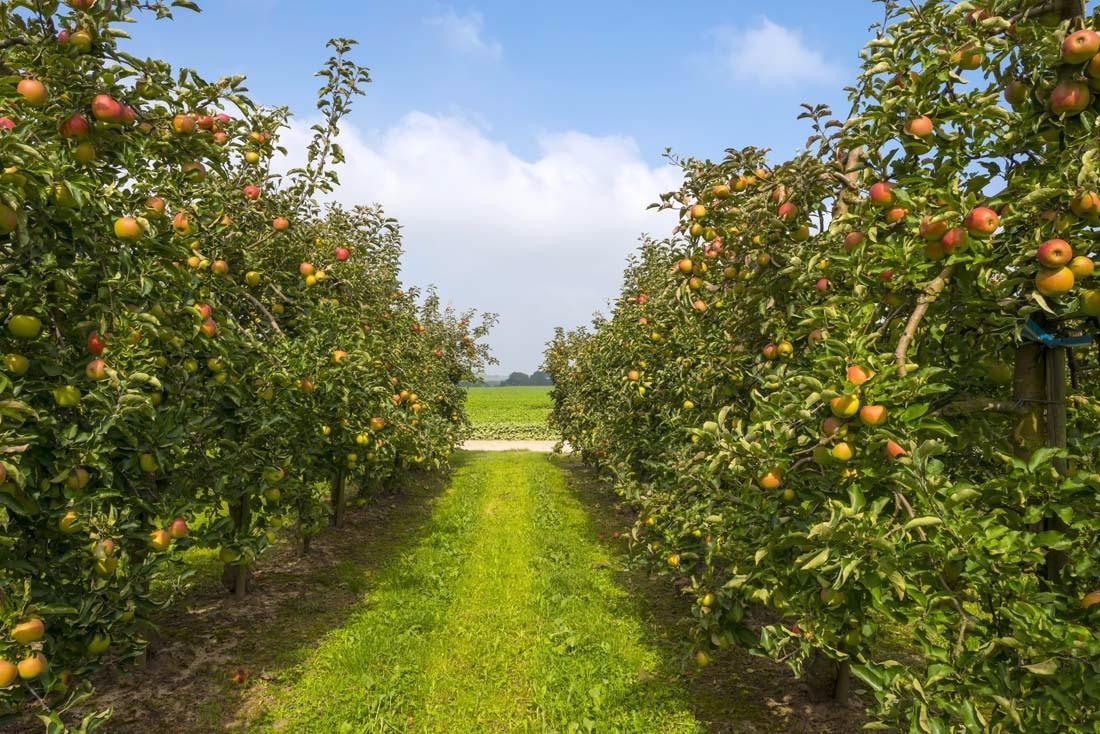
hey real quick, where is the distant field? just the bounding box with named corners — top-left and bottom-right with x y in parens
top-left (465, 386), bottom-right (554, 440)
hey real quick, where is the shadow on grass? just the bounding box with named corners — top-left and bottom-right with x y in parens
top-left (554, 456), bottom-right (869, 734)
top-left (60, 460), bottom-right (463, 734)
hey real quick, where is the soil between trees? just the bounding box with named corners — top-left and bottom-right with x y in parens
top-left (23, 452), bottom-right (868, 733)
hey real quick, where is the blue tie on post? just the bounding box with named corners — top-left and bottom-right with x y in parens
top-left (1022, 318), bottom-right (1094, 349)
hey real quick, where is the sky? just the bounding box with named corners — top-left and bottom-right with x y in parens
top-left (124, 0), bottom-right (885, 374)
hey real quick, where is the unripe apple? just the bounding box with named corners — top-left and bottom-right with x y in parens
top-left (1037, 239), bottom-right (1073, 267)
top-left (1035, 266), bottom-right (1075, 296)
top-left (758, 468), bottom-right (782, 490)
top-left (831, 442), bottom-right (853, 462)
top-left (1062, 29), bottom-right (1100, 64)
top-left (4, 354), bottom-right (29, 375)
top-left (1004, 79), bottom-right (1028, 106)
top-left (776, 340), bottom-right (794, 358)
top-left (0, 204), bottom-right (18, 235)
top-left (73, 142), bottom-right (95, 164)
top-left (1074, 259), bottom-right (1099, 286)
top-left (17, 653), bottom-right (46, 680)
top-left (963, 206), bottom-right (1000, 237)
top-left (147, 528), bottom-right (171, 551)
top-left (1082, 289), bottom-right (1100, 316)
top-left (86, 633), bottom-right (110, 656)
top-left (245, 271), bottom-right (261, 286)
top-left (11, 618), bottom-right (45, 644)
top-left (139, 453), bottom-right (157, 474)
top-left (830, 394), bottom-right (860, 418)
top-left (58, 510), bottom-right (80, 534)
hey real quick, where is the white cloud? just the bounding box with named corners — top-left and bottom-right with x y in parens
top-left (279, 114), bottom-right (680, 373)
top-left (424, 10), bottom-right (502, 60)
top-left (716, 17), bottom-right (840, 86)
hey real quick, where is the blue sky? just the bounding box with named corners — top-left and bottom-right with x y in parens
top-left (126, 1), bottom-right (883, 373)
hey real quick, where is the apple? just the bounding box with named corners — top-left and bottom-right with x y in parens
top-left (776, 340), bottom-right (794, 359)
top-left (762, 343), bottom-right (778, 360)
top-left (66, 467), bottom-right (90, 491)
top-left (940, 227), bottom-right (968, 253)
top-left (1036, 267), bottom-right (1075, 296)
top-left (904, 115), bottom-right (933, 138)
top-left (168, 517), bottom-right (189, 539)
top-left (244, 271), bottom-right (262, 287)
top-left (925, 240), bottom-right (946, 260)
top-left (1037, 239), bottom-right (1073, 267)
top-left (8, 315), bottom-right (41, 340)
top-left (86, 633), bottom-right (110, 656)
top-left (11, 618), bottom-right (44, 644)
top-left (211, 259), bottom-right (229, 275)
top-left (17, 79), bottom-right (48, 106)
top-left (884, 440), bottom-right (908, 460)
top-left (1082, 590), bottom-right (1100, 608)
top-left (815, 278), bottom-right (830, 292)
top-left (0, 659), bottom-right (17, 688)
top-left (148, 528), bottom-right (171, 551)
top-left (87, 331), bottom-right (106, 355)
top-left (370, 416), bottom-right (386, 432)
top-left (171, 114), bottom-right (196, 134)
top-left (627, 369), bottom-right (640, 381)
top-left (85, 359), bottom-right (107, 381)
top-left (678, 258), bottom-right (694, 275)
top-left (885, 206), bottom-right (908, 224)
top-left (91, 94), bottom-right (123, 122)
top-left (139, 453), bottom-right (157, 474)
top-left (757, 467), bottom-right (782, 490)
top-left (963, 206), bottom-right (1000, 237)
top-left (0, 204), bottom-right (17, 234)
top-left (68, 0), bottom-right (97, 8)
top-left (59, 510), bottom-right (80, 533)
top-left (172, 212), bottom-right (192, 236)
top-left (919, 217), bottom-right (949, 241)
top-left (868, 182), bottom-right (894, 207)
top-left (1050, 80), bottom-right (1090, 115)
top-left (1062, 29), bottom-right (1100, 64)
top-left (1081, 289), bottom-right (1100, 316)
top-left (114, 216), bottom-right (141, 240)
top-left (1069, 258), bottom-right (1095, 281)
top-left (17, 653), bottom-right (46, 680)
top-left (299, 378), bottom-right (315, 392)
top-left (1004, 79), bottom-right (1029, 106)
top-left (201, 318), bottom-right (217, 337)
top-left (0, 117), bottom-right (12, 131)
top-left (4, 354), bottom-right (29, 375)
top-left (830, 394), bottom-right (860, 418)
top-left (831, 442), bottom-right (853, 462)
top-left (299, 262), bottom-right (315, 276)
top-left (951, 44), bottom-right (982, 70)
top-left (860, 404), bottom-right (888, 426)
top-left (70, 29), bottom-right (93, 53)
top-left (777, 201), bottom-right (798, 221)
top-left (335, 246), bottom-right (350, 261)
top-left (1070, 191), bottom-right (1100, 216)
top-left (689, 204), bottom-right (707, 220)
top-left (272, 216), bottom-right (290, 231)
top-left (74, 142), bottom-right (95, 164)
top-left (846, 364), bottom-right (872, 385)
top-left (332, 349), bottom-right (348, 363)
top-left (59, 113), bottom-right (90, 139)
top-left (243, 184), bottom-right (262, 200)
top-left (821, 416), bottom-right (845, 437)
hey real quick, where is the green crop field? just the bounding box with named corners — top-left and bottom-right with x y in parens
top-left (465, 386), bottom-right (554, 440)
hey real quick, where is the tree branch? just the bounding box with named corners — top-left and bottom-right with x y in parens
top-left (241, 292), bottom-right (284, 337)
top-left (895, 265), bottom-right (956, 377)
top-left (936, 397), bottom-right (1029, 417)
top-left (0, 36), bottom-right (28, 51)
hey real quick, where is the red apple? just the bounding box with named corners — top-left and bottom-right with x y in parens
top-left (169, 517), bottom-right (188, 539)
top-left (1062, 29), bottom-right (1100, 64)
top-left (940, 227), bottom-right (968, 253)
top-left (1037, 239), bottom-right (1073, 267)
top-left (843, 231), bottom-right (864, 251)
top-left (86, 331), bottom-right (105, 356)
top-left (905, 115), bottom-right (933, 138)
top-left (963, 206), bottom-right (1000, 237)
top-left (85, 359), bottom-right (107, 381)
top-left (91, 94), bottom-right (123, 122)
top-left (59, 113), bottom-right (90, 139)
top-left (1050, 80), bottom-right (1091, 115)
top-left (868, 182), bottom-right (895, 207)
top-left (334, 246), bottom-right (350, 261)
top-left (243, 184), bottom-right (261, 200)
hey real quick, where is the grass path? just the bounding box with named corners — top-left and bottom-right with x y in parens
top-left (251, 452), bottom-right (705, 733)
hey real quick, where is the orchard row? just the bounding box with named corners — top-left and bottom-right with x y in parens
top-left (548, 2), bottom-right (1100, 732)
top-left (0, 1), bottom-right (490, 728)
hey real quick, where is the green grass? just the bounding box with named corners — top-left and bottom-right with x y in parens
top-left (465, 386), bottom-right (554, 440)
top-left (249, 452), bottom-right (706, 733)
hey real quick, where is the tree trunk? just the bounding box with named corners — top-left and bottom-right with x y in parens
top-left (834, 659), bottom-right (852, 707)
top-left (331, 468), bottom-right (346, 528)
top-left (231, 496), bottom-right (250, 599)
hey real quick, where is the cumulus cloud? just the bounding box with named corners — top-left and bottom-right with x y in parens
top-left (424, 10), bottom-right (502, 60)
top-left (715, 17), bottom-right (840, 86)
top-left (280, 114), bottom-right (681, 372)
